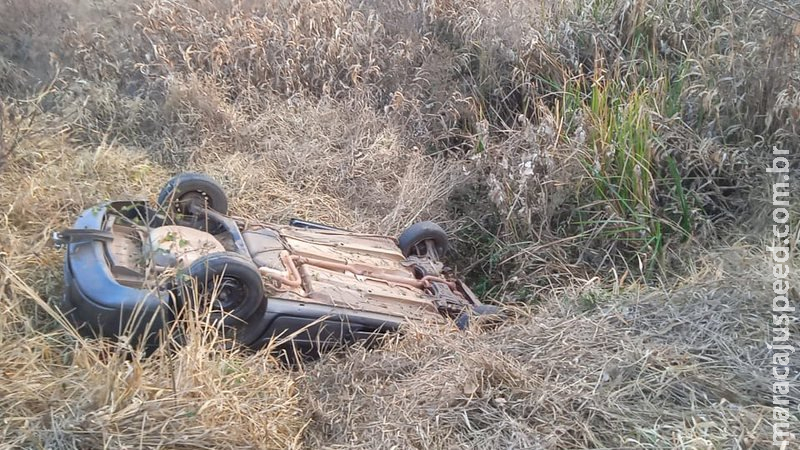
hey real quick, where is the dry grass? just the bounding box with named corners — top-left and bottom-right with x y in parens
top-left (2, 267), bottom-right (305, 449)
top-left (302, 249), bottom-right (793, 449)
top-left (1, 0), bottom-right (798, 448)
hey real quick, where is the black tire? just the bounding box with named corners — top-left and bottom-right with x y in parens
top-left (228, 300), bottom-right (269, 346)
top-left (157, 173), bottom-right (229, 216)
top-left (455, 304), bottom-right (505, 330)
top-left (184, 252), bottom-right (264, 337)
top-left (398, 221), bottom-right (449, 258)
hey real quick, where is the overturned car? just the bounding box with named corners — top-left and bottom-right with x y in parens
top-left (55, 173), bottom-right (500, 356)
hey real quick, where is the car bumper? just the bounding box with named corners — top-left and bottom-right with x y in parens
top-left (60, 202), bottom-right (174, 345)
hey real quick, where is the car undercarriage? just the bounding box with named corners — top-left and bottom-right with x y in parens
top-left (55, 173), bottom-right (499, 357)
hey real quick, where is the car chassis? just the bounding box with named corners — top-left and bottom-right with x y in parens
top-left (55, 174), bottom-right (496, 357)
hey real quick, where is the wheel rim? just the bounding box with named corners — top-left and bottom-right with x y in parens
top-left (213, 276), bottom-right (247, 312)
top-left (410, 239), bottom-right (439, 258)
top-left (175, 190), bottom-right (210, 213)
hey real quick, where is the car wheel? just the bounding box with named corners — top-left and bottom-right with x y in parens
top-left (455, 304), bottom-right (505, 330)
top-left (184, 252), bottom-right (265, 342)
top-left (398, 221), bottom-right (449, 259)
top-left (157, 172), bottom-right (229, 216)
top-left (228, 300), bottom-right (269, 347)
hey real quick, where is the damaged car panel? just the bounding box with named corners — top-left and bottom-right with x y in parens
top-left (55, 173), bottom-right (500, 357)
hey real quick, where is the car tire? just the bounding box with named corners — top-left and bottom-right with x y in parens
top-left (398, 221), bottom-right (449, 258)
top-left (183, 252), bottom-right (265, 337)
top-left (227, 300), bottom-right (269, 347)
top-left (455, 304), bottom-right (505, 330)
top-left (157, 173), bottom-right (229, 216)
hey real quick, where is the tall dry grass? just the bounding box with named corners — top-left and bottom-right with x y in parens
top-left (1, 0), bottom-right (798, 448)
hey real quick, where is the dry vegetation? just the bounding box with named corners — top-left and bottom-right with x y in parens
top-left (1, 0), bottom-right (799, 448)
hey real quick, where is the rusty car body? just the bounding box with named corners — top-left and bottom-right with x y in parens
top-left (56, 173), bottom-right (496, 357)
